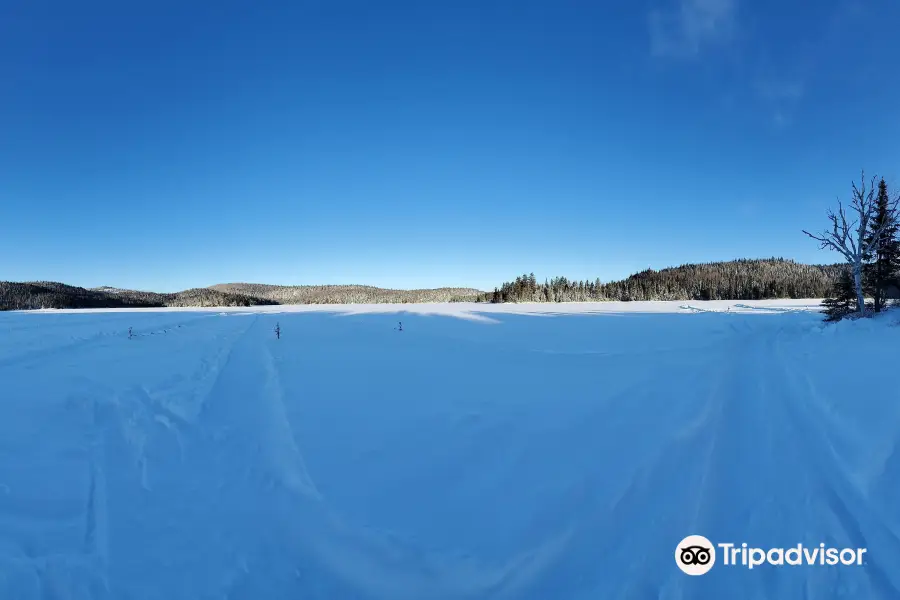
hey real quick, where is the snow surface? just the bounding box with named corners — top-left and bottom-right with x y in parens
top-left (2, 300), bottom-right (899, 599)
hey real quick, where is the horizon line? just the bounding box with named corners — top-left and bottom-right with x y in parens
top-left (4, 255), bottom-right (843, 295)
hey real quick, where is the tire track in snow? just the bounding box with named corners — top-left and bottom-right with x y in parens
top-left (0, 384), bottom-right (114, 600)
top-left (186, 316), bottom-right (579, 600)
top-left (104, 312), bottom-right (262, 483)
top-left (509, 320), bottom-right (787, 599)
top-left (478, 327), bottom-right (747, 600)
top-left (0, 313), bottom-right (215, 371)
top-left (244, 328), bottom-right (322, 499)
top-left (87, 313), bottom-right (268, 599)
top-left (669, 329), bottom-right (789, 599)
top-left (679, 322), bottom-right (876, 599)
top-left (589, 321), bottom-right (817, 599)
top-left (83, 397), bottom-right (108, 565)
top-left (614, 334), bottom-right (746, 600)
top-left (771, 331), bottom-right (900, 598)
top-left (4, 315), bottom-right (261, 600)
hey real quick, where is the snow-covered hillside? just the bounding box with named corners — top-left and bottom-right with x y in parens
top-left (1, 300), bottom-right (899, 599)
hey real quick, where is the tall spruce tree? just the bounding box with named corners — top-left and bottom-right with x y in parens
top-left (863, 179), bottom-right (900, 311)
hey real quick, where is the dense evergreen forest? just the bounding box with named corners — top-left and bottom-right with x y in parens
top-left (479, 259), bottom-right (844, 303)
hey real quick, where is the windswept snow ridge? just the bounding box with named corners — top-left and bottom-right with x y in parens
top-left (1, 300), bottom-right (898, 599)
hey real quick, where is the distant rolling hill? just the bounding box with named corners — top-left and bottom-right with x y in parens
top-left (0, 282), bottom-right (160, 311)
top-left (0, 282), bottom-right (275, 311)
top-left (209, 283), bottom-right (485, 304)
top-left (0, 281), bottom-right (483, 311)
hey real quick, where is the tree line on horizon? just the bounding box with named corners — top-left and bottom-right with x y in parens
top-left (210, 283), bottom-right (481, 304)
top-left (0, 281), bottom-right (482, 311)
top-left (1, 258), bottom-right (850, 311)
top-left (479, 258), bottom-right (843, 304)
top-left (0, 282), bottom-right (277, 311)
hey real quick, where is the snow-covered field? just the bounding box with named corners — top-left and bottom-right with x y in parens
top-left (2, 300), bottom-right (899, 599)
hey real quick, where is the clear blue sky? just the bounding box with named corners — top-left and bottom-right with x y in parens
top-left (2, 0), bottom-right (898, 292)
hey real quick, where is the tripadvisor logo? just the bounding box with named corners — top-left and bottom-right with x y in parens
top-left (675, 535), bottom-right (867, 575)
top-left (676, 535), bottom-right (716, 575)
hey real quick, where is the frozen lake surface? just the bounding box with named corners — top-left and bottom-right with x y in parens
top-left (1, 300), bottom-right (899, 599)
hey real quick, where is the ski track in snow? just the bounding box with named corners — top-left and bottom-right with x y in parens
top-left (1, 300), bottom-right (899, 599)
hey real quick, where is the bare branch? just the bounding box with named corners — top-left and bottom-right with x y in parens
top-left (803, 170), bottom-right (887, 315)
top-left (801, 227), bottom-right (854, 262)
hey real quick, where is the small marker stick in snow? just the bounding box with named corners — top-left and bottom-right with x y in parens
top-left (128, 327), bottom-right (133, 339)
top-left (275, 323), bottom-right (281, 339)
top-left (398, 321), bottom-right (403, 332)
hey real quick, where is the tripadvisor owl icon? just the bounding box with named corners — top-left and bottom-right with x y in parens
top-left (676, 535), bottom-right (716, 575)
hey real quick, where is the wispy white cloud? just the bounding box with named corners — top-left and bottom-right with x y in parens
top-left (772, 110), bottom-right (790, 129)
top-left (755, 80), bottom-right (804, 103)
top-left (755, 79), bottom-right (805, 128)
top-left (649, 0), bottom-right (738, 58)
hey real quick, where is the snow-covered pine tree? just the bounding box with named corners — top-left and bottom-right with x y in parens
top-left (863, 179), bottom-right (900, 311)
top-left (821, 268), bottom-right (856, 321)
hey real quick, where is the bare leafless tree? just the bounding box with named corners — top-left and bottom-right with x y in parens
top-left (803, 172), bottom-right (899, 315)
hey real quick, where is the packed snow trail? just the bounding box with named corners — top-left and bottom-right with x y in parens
top-left (0, 302), bottom-right (898, 599)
